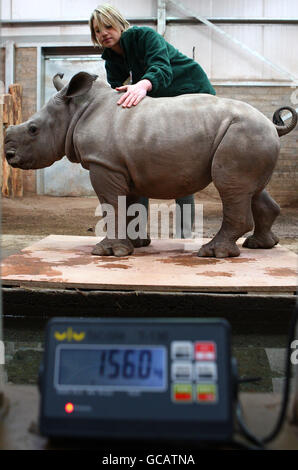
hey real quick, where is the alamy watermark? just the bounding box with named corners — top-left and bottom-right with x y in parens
top-left (95, 196), bottom-right (203, 243)
top-left (291, 340), bottom-right (298, 365)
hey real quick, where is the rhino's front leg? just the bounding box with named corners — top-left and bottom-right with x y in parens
top-left (92, 237), bottom-right (134, 257)
top-left (89, 164), bottom-right (146, 257)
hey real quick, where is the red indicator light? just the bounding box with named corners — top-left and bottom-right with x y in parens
top-left (198, 393), bottom-right (216, 402)
top-left (175, 393), bottom-right (192, 401)
top-left (65, 402), bottom-right (74, 414)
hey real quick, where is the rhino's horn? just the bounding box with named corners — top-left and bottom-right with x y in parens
top-left (53, 73), bottom-right (65, 91)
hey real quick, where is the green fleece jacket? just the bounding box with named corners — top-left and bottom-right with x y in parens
top-left (102, 26), bottom-right (215, 97)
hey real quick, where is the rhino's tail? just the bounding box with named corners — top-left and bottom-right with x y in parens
top-left (272, 106), bottom-right (297, 137)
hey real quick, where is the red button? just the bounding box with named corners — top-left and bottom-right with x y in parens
top-left (195, 342), bottom-right (216, 361)
top-left (176, 393), bottom-right (192, 401)
top-left (198, 393), bottom-right (216, 402)
top-left (173, 384), bottom-right (193, 403)
top-left (196, 385), bottom-right (217, 403)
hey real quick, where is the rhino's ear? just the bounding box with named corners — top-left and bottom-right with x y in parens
top-left (63, 72), bottom-right (98, 98)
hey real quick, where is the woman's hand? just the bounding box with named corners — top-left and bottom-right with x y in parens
top-left (116, 80), bottom-right (152, 108)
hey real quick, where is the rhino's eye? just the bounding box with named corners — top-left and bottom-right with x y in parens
top-left (29, 124), bottom-right (38, 136)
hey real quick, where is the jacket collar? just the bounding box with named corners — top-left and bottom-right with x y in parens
top-left (101, 48), bottom-right (122, 62)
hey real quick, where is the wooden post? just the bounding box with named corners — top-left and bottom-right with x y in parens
top-left (9, 84), bottom-right (23, 197)
top-left (1, 84), bottom-right (23, 197)
top-left (2, 94), bottom-right (13, 197)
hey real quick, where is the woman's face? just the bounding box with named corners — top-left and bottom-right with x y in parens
top-left (92, 18), bottom-right (122, 50)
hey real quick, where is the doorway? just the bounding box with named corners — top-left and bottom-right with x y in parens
top-left (38, 47), bottom-right (106, 196)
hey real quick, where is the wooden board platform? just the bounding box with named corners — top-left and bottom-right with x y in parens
top-left (1, 235), bottom-right (297, 294)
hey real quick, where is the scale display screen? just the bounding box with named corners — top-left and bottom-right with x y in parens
top-left (55, 345), bottom-right (167, 390)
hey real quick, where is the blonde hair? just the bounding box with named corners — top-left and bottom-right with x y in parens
top-left (89, 4), bottom-right (130, 47)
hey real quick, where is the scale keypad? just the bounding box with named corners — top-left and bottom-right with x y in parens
top-left (171, 341), bottom-right (218, 404)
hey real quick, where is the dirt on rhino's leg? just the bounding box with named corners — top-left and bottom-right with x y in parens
top-left (243, 189), bottom-right (280, 249)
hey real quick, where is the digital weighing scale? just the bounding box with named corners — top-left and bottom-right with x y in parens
top-left (39, 318), bottom-right (236, 442)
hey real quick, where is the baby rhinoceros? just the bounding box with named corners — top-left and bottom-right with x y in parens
top-left (4, 71), bottom-right (297, 258)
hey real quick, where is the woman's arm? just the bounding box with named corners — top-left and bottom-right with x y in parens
top-left (140, 28), bottom-right (174, 92)
top-left (105, 61), bottom-right (130, 89)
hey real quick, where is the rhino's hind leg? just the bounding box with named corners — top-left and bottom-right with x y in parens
top-left (243, 190), bottom-right (280, 249)
top-left (199, 143), bottom-right (255, 258)
top-left (198, 192), bottom-right (254, 258)
top-left (92, 237), bottom-right (134, 257)
top-left (198, 239), bottom-right (241, 258)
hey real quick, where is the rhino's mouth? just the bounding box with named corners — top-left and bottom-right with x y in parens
top-left (9, 158), bottom-right (23, 168)
top-left (6, 152), bottom-right (33, 170)
top-left (12, 160), bottom-right (33, 170)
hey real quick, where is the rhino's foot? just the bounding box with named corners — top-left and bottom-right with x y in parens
top-left (130, 236), bottom-right (151, 248)
top-left (198, 240), bottom-right (240, 258)
top-left (92, 238), bottom-right (134, 257)
top-left (243, 231), bottom-right (279, 249)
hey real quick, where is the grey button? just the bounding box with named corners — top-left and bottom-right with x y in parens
top-left (194, 362), bottom-right (217, 382)
top-left (171, 341), bottom-right (193, 361)
top-left (172, 361), bottom-right (193, 381)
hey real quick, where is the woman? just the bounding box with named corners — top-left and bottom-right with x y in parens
top-left (89, 4), bottom-right (215, 238)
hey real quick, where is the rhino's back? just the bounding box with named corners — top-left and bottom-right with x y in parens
top-left (79, 91), bottom-right (270, 159)
top-left (75, 91), bottom-right (274, 198)
top-left (78, 92), bottom-right (230, 162)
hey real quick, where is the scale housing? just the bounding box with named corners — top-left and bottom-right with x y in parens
top-left (39, 317), bottom-right (235, 442)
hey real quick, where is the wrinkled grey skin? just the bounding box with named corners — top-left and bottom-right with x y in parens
top-left (5, 72), bottom-right (297, 258)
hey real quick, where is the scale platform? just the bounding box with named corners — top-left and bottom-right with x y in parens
top-left (1, 235), bottom-right (297, 321)
top-left (1, 235), bottom-right (297, 293)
